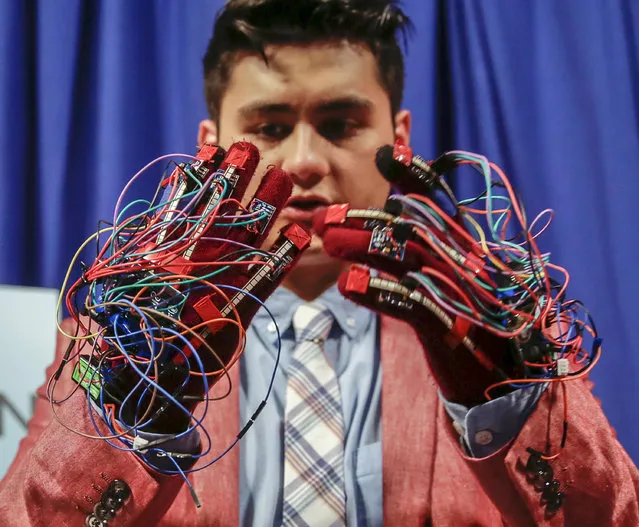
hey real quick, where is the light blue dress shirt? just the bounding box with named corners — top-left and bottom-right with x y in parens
top-left (238, 284), bottom-right (543, 526)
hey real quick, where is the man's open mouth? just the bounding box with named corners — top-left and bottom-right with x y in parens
top-left (282, 196), bottom-right (331, 222)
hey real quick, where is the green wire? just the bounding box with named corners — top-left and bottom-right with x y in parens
top-left (213, 212), bottom-right (268, 227)
top-left (102, 250), bottom-right (269, 304)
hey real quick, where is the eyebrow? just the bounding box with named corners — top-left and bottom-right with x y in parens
top-left (316, 96), bottom-right (373, 114)
top-left (237, 95), bottom-right (373, 120)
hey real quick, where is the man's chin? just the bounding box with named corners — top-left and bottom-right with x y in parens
top-left (279, 233), bottom-right (347, 299)
top-left (292, 234), bottom-right (346, 274)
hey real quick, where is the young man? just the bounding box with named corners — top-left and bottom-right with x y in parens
top-left (1, 1), bottom-right (637, 525)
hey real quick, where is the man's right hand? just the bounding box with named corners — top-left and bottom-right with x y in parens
top-left (60, 142), bottom-right (309, 434)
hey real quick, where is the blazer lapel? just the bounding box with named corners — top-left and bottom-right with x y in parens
top-left (380, 315), bottom-right (438, 526)
top-left (200, 315), bottom-right (438, 526)
top-left (197, 364), bottom-right (240, 526)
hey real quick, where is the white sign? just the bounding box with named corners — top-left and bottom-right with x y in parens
top-left (0, 285), bottom-right (59, 479)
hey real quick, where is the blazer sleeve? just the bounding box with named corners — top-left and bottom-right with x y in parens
top-left (0, 317), bottom-right (186, 526)
top-left (451, 377), bottom-right (639, 526)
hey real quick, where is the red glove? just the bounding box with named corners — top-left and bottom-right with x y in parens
top-left (64, 141), bottom-right (310, 432)
top-left (314, 143), bottom-right (543, 407)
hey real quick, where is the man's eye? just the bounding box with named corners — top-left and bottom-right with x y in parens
top-left (256, 123), bottom-right (292, 140)
top-left (318, 119), bottom-right (359, 141)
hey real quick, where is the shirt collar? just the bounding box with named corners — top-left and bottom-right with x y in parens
top-left (253, 283), bottom-right (373, 342)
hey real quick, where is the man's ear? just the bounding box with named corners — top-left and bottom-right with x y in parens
top-left (393, 109), bottom-right (411, 145)
top-left (198, 119), bottom-right (218, 146)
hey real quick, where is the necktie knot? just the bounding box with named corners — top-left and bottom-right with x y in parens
top-left (292, 303), bottom-right (334, 345)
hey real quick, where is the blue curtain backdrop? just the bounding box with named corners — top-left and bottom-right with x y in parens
top-left (0, 1), bottom-right (637, 462)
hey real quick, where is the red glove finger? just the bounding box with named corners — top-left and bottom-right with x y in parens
top-left (180, 166), bottom-right (294, 323)
top-left (337, 264), bottom-right (511, 406)
top-left (314, 204), bottom-right (514, 405)
top-left (173, 222), bottom-right (311, 410)
top-left (146, 141), bottom-right (261, 267)
top-left (72, 141), bottom-right (311, 433)
top-left (190, 166), bottom-right (293, 266)
top-left (314, 204), bottom-right (457, 282)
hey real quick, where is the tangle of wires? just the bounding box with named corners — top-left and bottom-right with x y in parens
top-left (48, 142), bottom-right (296, 488)
top-left (384, 148), bottom-right (601, 399)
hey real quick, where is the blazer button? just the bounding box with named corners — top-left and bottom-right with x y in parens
top-left (541, 479), bottom-right (561, 503)
top-left (103, 494), bottom-right (124, 510)
top-left (546, 491), bottom-right (565, 514)
top-left (85, 514), bottom-right (106, 527)
top-left (94, 501), bottom-right (116, 521)
top-left (106, 479), bottom-right (132, 502)
top-left (111, 479), bottom-right (131, 500)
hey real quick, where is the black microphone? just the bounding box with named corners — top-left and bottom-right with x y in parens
top-left (376, 143), bottom-right (439, 195)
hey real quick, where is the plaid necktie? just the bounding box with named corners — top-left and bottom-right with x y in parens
top-left (282, 303), bottom-right (346, 526)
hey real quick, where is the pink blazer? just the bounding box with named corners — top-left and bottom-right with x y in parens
top-left (0, 316), bottom-right (637, 526)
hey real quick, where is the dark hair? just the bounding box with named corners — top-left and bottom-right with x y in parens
top-left (202, 0), bottom-right (412, 124)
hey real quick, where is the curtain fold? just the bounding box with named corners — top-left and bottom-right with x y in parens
top-left (0, 0), bottom-right (636, 461)
top-left (442, 0), bottom-right (639, 463)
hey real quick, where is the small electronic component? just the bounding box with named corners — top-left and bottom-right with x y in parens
top-left (174, 224), bottom-right (311, 367)
top-left (556, 358), bottom-right (569, 377)
top-left (377, 289), bottom-right (415, 311)
top-left (225, 224), bottom-right (311, 311)
top-left (368, 224), bottom-right (407, 261)
top-left (149, 284), bottom-right (189, 319)
top-left (72, 355), bottom-right (102, 401)
top-left (245, 198), bottom-right (276, 234)
top-left (156, 144), bottom-right (226, 245)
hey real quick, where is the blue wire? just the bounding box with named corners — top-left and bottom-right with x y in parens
top-left (128, 340), bottom-right (192, 430)
top-left (216, 284), bottom-right (282, 401)
top-left (165, 454), bottom-right (201, 508)
top-left (105, 302), bottom-right (213, 454)
top-left (153, 284), bottom-right (282, 476)
top-left (85, 239), bottom-right (282, 474)
top-left (90, 331), bottom-right (214, 461)
top-left (86, 318), bottom-right (196, 453)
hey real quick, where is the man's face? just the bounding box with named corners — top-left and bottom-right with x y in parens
top-left (199, 41), bottom-right (411, 297)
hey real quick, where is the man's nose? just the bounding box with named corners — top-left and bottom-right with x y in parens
top-left (279, 123), bottom-right (330, 188)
